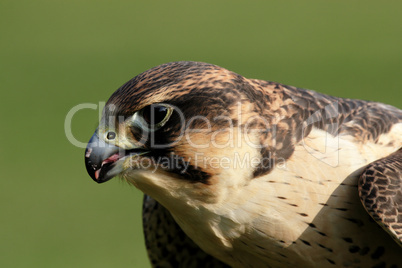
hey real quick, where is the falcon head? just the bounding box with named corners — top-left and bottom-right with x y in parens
top-left (85, 61), bottom-right (292, 208)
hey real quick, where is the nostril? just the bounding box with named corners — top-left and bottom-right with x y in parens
top-left (106, 132), bottom-right (116, 140)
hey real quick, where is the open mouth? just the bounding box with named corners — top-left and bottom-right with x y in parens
top-left (86, 148), bottom-right (149, 183)
top-left (94, 153), bottom-right (121, 181)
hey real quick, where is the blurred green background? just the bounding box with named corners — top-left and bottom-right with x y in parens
top-left (1, 1), bottom-right (401, 267)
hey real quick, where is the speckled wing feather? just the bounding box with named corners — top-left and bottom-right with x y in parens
top-left (242, 80), bottom-right (402, 177)
top-left (359, 148), bottom-right (402, 245)
top-left (142, 195), bottom-right (229, 268)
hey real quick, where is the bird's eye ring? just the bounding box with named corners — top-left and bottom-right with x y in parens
top-left (106, 131), bottom-right (116, 140)
top-left (140, 104), bottom-right (173, 130)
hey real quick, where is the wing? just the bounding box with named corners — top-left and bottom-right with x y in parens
top-left (281, 84), bottom-right (402, 142)
top-left (142, 195), bottom-right (230, 267)
top-left (359, 148), bottom-right (402, 246)
top-left (247, 79), bottom-right (402, 177)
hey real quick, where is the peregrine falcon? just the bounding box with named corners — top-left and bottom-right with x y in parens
top-left (85, 61), bottom-right (402, 267)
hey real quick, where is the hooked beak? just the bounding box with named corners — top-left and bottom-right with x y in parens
top-left (84, 133), bottom-right (125, 183)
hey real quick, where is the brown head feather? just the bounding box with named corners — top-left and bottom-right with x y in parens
top-left (105, 61), bottom-right (402, 180)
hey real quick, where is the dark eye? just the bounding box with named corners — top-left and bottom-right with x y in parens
top-left (141, 104), bottom-right (172, 130)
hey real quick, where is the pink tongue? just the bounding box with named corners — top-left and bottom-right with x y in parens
top-left (94, 169), bottom-right (101, 180)
top-left (102, 153), bottom-right (121, 165)
top-left (94, 153), bottom-right (121, 180)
